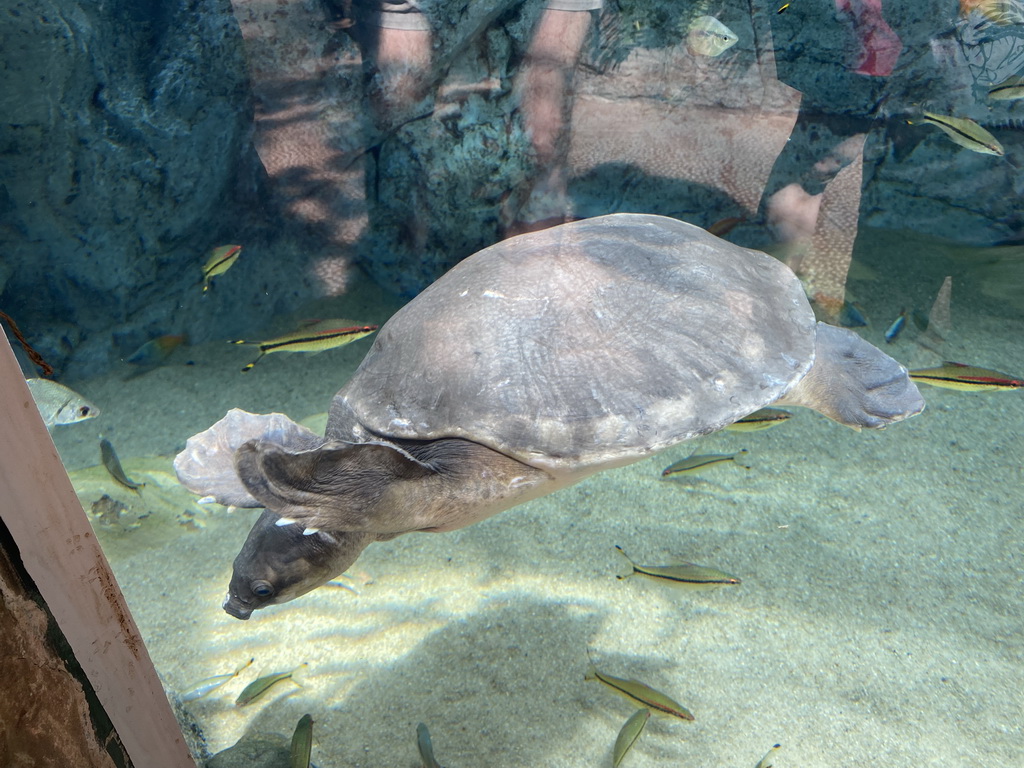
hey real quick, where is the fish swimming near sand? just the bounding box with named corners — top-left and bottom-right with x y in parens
top-left (100, 438), bottom-right (146, 494)
top-left (289, 714), bottom-right (314, 768)
top-left (26, 378), bottom-right (100, 430)
top-left (181, 658), bottom-right (254, 702)
top-left (615, 545), bottom-right (741, 590)
top-left (201, 244), bottom-right (242, 292)
top-left (613, 708), bottom-right (650, 767)
top-left (755, 743), bottom-right (783, 768)
top-left (235, 663), bottom-right (307, 706)
top-left (884, 309), bottom-right (907, 343)
top-left (416, 723), bottom-right (444, 768)
top-left (909, 361), bottom-right (1023, 391)
top-left (231, 320), bottom-right (378, 372)
top-left (585, 662), bottom-right (695, 721)
top-left (661, 449), bottom-right (750, 477)
top-left (686, 15), bottom-right (739, 57)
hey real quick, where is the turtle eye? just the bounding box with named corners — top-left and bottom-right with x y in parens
top-left (251, 580), bottom-right (274, 598)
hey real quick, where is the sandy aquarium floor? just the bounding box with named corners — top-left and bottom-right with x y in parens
top-left (51, 232), bottom-right (1022, 768)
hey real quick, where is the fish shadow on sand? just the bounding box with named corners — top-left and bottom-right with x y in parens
top-left (229, 599), bottom-right (612, 765)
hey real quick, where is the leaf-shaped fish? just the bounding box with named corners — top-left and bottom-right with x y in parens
top-left (920, 112), bottom-right (1004, 156)
top-left (686, 16), bottom-right (739, 57)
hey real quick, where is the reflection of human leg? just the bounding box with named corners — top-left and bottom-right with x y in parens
top-left (761, 108), bottom-right (870, 317)
top-left (510, 2), bottom-right (601, 234)
top-left (364, 2), bottom-right (433, 130)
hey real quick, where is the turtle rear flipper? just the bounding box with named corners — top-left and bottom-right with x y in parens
top-left (777, 323), bottom-right (925, 429)
top-left (173, 408), bottom-right (324, 506)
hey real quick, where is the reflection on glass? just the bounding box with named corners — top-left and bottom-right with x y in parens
top-left (2, 0), bottom-right (1022, 765)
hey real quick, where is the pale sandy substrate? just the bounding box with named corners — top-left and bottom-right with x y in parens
top-left (51, 232), bottom-right (1022, 768)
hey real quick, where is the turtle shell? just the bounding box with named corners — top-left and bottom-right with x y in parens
top-left (337, 214), bottom-right (816, 475)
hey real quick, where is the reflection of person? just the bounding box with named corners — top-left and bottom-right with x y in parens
top-left (760, 0), bottom-right (903, 317)
top-left (354, 0), bottom-right (601, 235)
top-left (511, 2), bottom-right (602, 234)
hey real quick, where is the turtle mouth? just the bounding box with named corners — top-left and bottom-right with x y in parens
top-left (222, 592), bottom-right (253, 620)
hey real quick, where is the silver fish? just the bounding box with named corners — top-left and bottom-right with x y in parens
top-left (26, 378), bottom-right (100, 429)
top-left (686, 16), bottom-right (739, 57)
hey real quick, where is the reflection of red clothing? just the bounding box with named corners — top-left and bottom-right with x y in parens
top-left (835, 0), bottom-right (903, 76)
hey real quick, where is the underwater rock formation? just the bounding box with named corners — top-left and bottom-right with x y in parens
top-left (0, 0), bottom-right (274, 377)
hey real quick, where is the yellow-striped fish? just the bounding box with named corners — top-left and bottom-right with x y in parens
top-left (585, 663), bottom-right (694, 721)
top-left (661, 449), bottom-right (750, 477)
top-left (988, 74), bottom-right (1024, 101)
top-left (725, 408), bottom-right (792, 432)
top-left (920, 112), bottom-right (1004, 156)
top-left (615, 546), bottom-right (741, 590)
top-left (289, 714), bottom-right (314, 768)
top-left (909, 361), bottom-right (1023, 391)
top-left (234, 663), bottom-right (307, 706)
top-left (613, 709), bottom-right (650, 768)
top-left (201, 244), bottom-right (242, 292)
top-left (231, 320), bottom-right (378, 372)
top-left (755, 743), bottom-right (783, 768)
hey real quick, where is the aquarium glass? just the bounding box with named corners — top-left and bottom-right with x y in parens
top-left (2, 0), bottom-right (1022, 765)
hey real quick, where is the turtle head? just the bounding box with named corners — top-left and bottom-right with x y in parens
top-left (224, 509), bottom-right (373, 619)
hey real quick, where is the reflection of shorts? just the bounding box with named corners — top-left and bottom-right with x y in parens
top-left (376, 0), bottom-right (603, 31)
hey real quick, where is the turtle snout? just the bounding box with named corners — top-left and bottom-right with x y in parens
top-left (223, 592), bottom-right (253, 620)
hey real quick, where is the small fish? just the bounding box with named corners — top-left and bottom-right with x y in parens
top-left (235, 663), bottom-right (307, 706)
top-left (289, 714), bottom-right (314, 768)
top-left (725, 408), bottom-right (792, 432)
top-left (777, 2), bottom-right (790, 11)
top-left (755, 743), bottom-right (783, 768)
top-left (416, 723), bottom-right (444, 768)
top-left (837, 299), bottom-right (868, 328)
top-left (661, 449), bottom-right (750, 477)
top-left (180, 657), bottom-right (254, 702)
top-left (126, 334), bottom-right (187, 366)
top-left (909, 361), bottom-right (1023, 391)
top-left (920, 112), bottom-right (1004, 156)
top-left (613, 708), bottom-right (650, 768)
top-left (706, 216), bottom-right (745, 238)
top-left (231, 320), bottom-right (379, 372)
top-left (615, 546), bottom-right (741, 590)
top-left (686, 16), bottom-right (739, 58)
top-left (585, 663), bottom-right (695, 721)
top-left (201, 244), bottom-right (242, 292)
top-left (884, 308), bottom-right (907, 343)
top-left (26, 378), bottom-right (100, 429)
top-left (100, 438), bottom-right (146, 494)
top-left (988, 74), bottom-right (1024, 101)
top-left (961, 0), bottom-right (1024, 25)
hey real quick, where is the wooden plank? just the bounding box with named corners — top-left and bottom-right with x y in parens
top-left (0, 335), bottom-right (197, 768)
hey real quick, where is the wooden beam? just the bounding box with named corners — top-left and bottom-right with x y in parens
top-left (0, 334), bottom-right (197, 768)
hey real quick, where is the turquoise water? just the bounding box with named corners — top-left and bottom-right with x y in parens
top-left (7, 0), bottom-right (1024, 765)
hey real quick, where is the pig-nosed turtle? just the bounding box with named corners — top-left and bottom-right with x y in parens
top-left (175, 213), bottom-right (924, 619)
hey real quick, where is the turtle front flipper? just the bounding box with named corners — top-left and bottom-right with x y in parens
top-left (234, 438), bottom-right (436, 533)
top-left (174, 408), bottom-right (324, 506)
top-left (776, 322), bottom-right (925, 429)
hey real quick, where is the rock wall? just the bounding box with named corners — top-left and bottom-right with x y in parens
top-left (0, 0), bottom-right (311, 378)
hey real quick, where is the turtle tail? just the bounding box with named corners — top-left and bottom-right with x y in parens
top-left (174, 408), bottom-right (324, 506)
